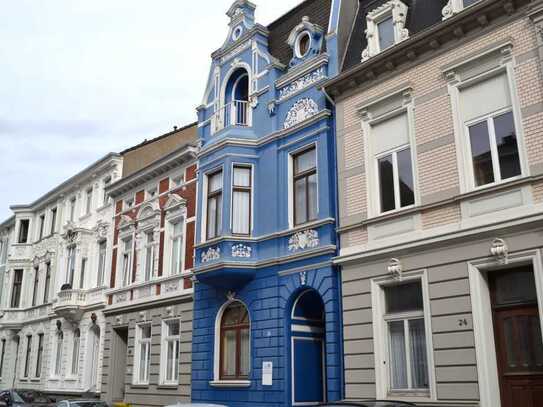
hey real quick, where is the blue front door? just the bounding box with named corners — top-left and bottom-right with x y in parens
top-left (293, 337), bottom-right (325, 404)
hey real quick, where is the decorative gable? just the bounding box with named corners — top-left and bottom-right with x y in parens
top-left (223, 0), bottom-right (256, 48)
top-left (361, 0), bottom-right (409, 62)
top-left (287, 16), bottom-right (325, 67)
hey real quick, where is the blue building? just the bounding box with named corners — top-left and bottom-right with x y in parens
top-left (192, 1), bottom-right (356, 405)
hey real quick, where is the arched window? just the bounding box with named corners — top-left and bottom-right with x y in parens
top-left (220, 302), bottom-right (250, 380)
top-left (223, 68), bottom-right (250, 127)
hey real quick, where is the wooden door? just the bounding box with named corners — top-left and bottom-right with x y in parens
top-left (490, 267), bottom-right (543, 407)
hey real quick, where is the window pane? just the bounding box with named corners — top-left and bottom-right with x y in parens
top-left (240, 328), bottom-right (250, 376)
top-left (233, 167), bottom-right (251, 187)
top-left (232, 190), bottom-right (250, 234)
top-left (378, 17), bottom-right (395, 51)
top-left (167, 341), bottom-right (174, 380)
top-left (209, 172), bottom-right (223, 193)
top-left (142, 325), bottom-right (151, 339)
top-left (469, 120), bottom-right (494, 186)
top-left (385, 282), bottom-right (423, 314)
top-left (409, 319), bottom-right (429, 389)
top-left (378, 155), bottom-right (395, 212)
top-left (389, 321), bottom-right (408, 389)
top-left (463, 0), bottom-right (479, 6)
top-left (307, 173), bottom-right (318, 221)
top-left (494, 112), bottom-right (521, 180)
top-left (171, 237), bottom-right (180, 274)
top-left (168, 321), bottom-right (180, 336)
top-left (223, 330), bottom-right (237, 376)
top-left (295, 178), bottom-right (307, 225)
top-left (493, 267), bottom-right (537, 306)
top-left (294, 148), bottom-right (316, 174)
top-left (397, 148), bottom-right (415, 207)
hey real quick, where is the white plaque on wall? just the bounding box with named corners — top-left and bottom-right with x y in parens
top-left (262, 361), bottom-right (273, 386)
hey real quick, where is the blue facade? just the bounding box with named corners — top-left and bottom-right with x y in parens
top-left (192, 1), bottom-right (343, 405)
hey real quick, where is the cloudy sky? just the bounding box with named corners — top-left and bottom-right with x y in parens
top-left (0, 0), bottom-right (301, 220)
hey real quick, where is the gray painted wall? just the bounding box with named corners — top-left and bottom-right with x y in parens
top-left (101, 298), bottom-right (193, 407)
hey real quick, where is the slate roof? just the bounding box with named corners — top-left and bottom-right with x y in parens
top-left (342, 0), bottom-right (448, 71)
top-left (267, 0), bottom-right (332, 66)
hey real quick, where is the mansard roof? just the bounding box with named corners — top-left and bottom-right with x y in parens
top-left (268, 0), bottom-right (333, 66)
top-left (342, 0), bottom-right (447, 71)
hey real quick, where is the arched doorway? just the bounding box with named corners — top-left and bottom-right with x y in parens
top-left (290, 290), bottom-right (326, 405)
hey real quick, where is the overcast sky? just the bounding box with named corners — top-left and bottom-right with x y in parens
top-left (0, 0), bottom-right (301, 221)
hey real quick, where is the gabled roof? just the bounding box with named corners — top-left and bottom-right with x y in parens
top-left (268, 0), bottom-right (333, 66)
top-left (342, 0), bottom-right (447, 71)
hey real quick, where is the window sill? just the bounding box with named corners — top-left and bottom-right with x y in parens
top-left (131, 384), bottom-right (149, 389)
top-left (209, 380), bottom-right (251, 388)
top-left (157, 384), bottom-right (179, 389)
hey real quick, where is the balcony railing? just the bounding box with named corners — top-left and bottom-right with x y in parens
top-left (0, 305), bottom-right (52, 328)
top-left (212, 100), bottom-right (250, 133)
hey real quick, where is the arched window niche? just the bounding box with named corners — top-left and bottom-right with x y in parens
top-left (212, 300), bottom-right (251, 386)
top-left (221, 68), bottom-right (251, 129)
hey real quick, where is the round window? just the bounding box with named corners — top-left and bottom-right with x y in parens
top-left (232, 26), bottom-right (243, 41)
top-left (296, 31), bottom-right (311, 58)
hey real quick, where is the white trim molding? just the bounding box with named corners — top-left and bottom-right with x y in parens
top-left (362, 0), bottom-right (409, 61)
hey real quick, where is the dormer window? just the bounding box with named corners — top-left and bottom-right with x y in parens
top-left (295, 31), bottom-right (311, 59)
top-left (442, 0), bottom-right (480, 19)
top-left (362, 0), bottom-right (409, 61)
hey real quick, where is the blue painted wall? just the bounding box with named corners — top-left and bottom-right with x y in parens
top-left (192, 1), bottom-right (344, 405)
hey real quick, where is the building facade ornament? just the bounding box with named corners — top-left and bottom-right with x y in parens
top-left (490, 238), bottom-right (509, 264)
top-left (300, 271), bottom-right (308, 286)
top-left (232, 244), bottom-right (252, 258)
top-left (283, 98), bottom-right (319, 129)
top-left (201, 247), bottom-right (221, 263)
top-left (361, 0), bottom-right (409, 61)
top-left (278, 67), bottom-right (327, 101)
top-left (288, 229), bottom-right (320, 252)
top-left (387, 258), bottom-right (403, 280)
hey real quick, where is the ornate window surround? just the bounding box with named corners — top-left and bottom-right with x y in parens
top-left (442, 0), bottom-right (479, 20)
top-left (361, 0), bottom-right (409, 62)
top-left (163, 194), bottom-right (188, 277)
top-left (136, 202), bottom-right (161, 283)
top-left (287, 16), bottom-right (324, 67)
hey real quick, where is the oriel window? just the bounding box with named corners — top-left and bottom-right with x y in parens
top-left (232, 166), bottom-right (251, 235)
top-left (206, 171), bottom-right (223, 240)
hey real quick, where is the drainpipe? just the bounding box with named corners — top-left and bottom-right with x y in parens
top-left (321, 85), bottom-right (345, 401)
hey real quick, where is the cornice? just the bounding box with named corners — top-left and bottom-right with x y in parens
top-left (325, 0), bottom-right (531, 100)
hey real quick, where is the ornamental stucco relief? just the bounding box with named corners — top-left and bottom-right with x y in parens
top-left (201, 247), bottom-right (221, 263)
top-left (288, 229), bottom-right (319, 252)
top-left (283, 98), bottom-right (319, 129)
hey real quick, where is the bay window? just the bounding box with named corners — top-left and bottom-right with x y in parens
top-left (220, 302), bottom-right (250, 380)
top-left (170, 223), bottom-right (183, 275)
top-left (232, 165), bottom-right (251, 235)
top-left (144, 231), bottom-right (155, 280)
top-left (121, 237), bottom-right (133, 287)
top-left (293, 147), bottom-right (318, 226)
top-left (206, 171), bottom-right (223, 240)
top-left (18, 219), bottom-right (29, 244)
top-left (383, 281), bottom-right (429, 392)
top-left (135, 324), bottom-right (151, 384)
top-left (460, 72), bottom-right (521, 188)
top-left (162, 320), bottom-right (180, 384)
top-left (372, 112), bottom-right (415, 213)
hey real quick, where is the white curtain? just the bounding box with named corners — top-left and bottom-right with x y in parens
top-left (409, 318), bottom-right (429, 389)
top-left (240, 329), bottom-right (250, 376)
top-left (232, 191), bottom-right (250, 234)
top-left (389, 321), bottom-right (408, 389)
top-left (224, 331), bottom-right (236, 376)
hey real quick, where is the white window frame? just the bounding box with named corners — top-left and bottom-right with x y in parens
top-left (85, 188), bottom-right (93, 215)
top-left (23, 334), bottom-right (32, 379)
top-left (120, 236), bottom-right (134, 288)
top-left (52, 330), bottom-right (64, 378)
top-left (362, 0), bottom-right (409, 61)
top-left (66, 246), bottom-right (76, 287)
top-left (371, 270), bottom-right (436, 401)
top-left (142, 229), bottom-right (156, 281)
top-left (288, 143), bottom-right (320, 229)
top-left (160, 318), bottom-right (181, 385)
top-left (169, 220), bottom-right (185, 276)
top-left (102, 177), bottom-right (112, 207)
top-left (69, 197), bottom-right (77, 222)
top-left (97, 240), bottom-right (107, 287)
top-left (70, 328), bottom-right (80, 377)
top-left (201, 167), bottom-right (224, 243)
top-left (230, 163), bottom-right (254, 236)
top-left (447, 61), bottom-right (528, 194)
top-left (133, 323), bottom-right (152, 385)
top-left (362, 101), bottom-right (419, 218)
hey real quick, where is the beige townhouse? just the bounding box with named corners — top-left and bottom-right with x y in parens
top-left (326, 0), bottom-right (543, 406)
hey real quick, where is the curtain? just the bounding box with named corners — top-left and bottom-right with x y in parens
top-left (409, 318), bottom-right (428, 388)
top-left (232, 191), bottom-right (250, 234)
top-left (240, 328), bottom-right (250, 376)
top-left (389, 321), bottom-right (408, 389)
top-left (224, 330), bottom-right (236, 376)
